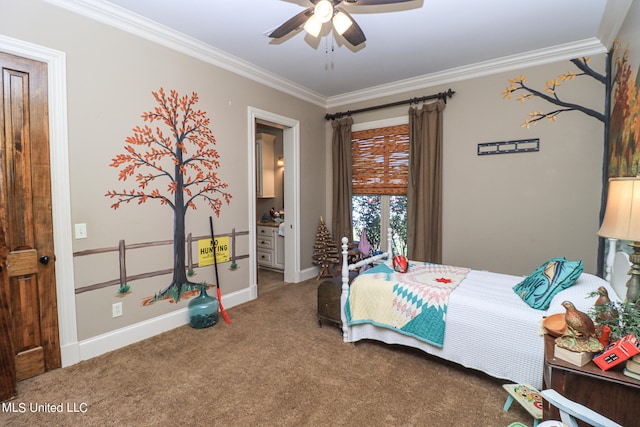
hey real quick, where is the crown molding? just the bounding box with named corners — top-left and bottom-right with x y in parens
top-left (44, 0), bottom-right (327, 107)
top-left (44, 0), bottom-right (615, 111)
top-left (597, 0), bottom-right (633, 49)
top-left (326, 37), bottom-right (608, 108)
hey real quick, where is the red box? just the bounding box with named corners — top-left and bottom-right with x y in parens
top-left (593, 334), bottom-right (640, 370)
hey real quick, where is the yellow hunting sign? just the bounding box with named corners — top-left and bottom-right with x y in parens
top-left (198, 236), bottom-right (230, 266)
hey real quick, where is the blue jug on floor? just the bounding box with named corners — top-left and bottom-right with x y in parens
top-left (188, 285), bottom-right (219, 329)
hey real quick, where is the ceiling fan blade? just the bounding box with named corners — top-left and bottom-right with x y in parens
top-left (345, 0), bottom-right (413, 5)
top-left (269, 8), bottom-right (313, 39)
top-left (337, 9), bottom-right (366, 46)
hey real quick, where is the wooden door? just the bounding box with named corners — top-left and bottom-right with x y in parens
top-left (0, 52), bottom-right (60, 401)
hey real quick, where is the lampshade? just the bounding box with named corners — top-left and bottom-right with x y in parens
top-left (333, 11), bottom-right (353, 35)
top-left (314, 0), bottom-right (334, 23)
top-left (597, 177), bottom-right (640, 241)
top-left (304, 15), bottom-right (322, 37)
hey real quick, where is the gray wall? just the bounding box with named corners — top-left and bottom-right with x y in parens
top-left (326, 57), bottom-right (606, 276)
top-left (1, 0), bottom-right (326, 341)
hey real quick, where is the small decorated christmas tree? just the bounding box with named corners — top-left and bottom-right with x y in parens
top-left (312, 216), bottom-right (340, 279)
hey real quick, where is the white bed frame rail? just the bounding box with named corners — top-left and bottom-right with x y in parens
top-left (340, 228), bottom-right (394, 340)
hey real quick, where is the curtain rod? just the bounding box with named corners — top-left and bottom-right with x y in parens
top-left (324, 88), bottom-right (455, 121)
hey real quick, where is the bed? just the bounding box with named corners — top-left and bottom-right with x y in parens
top-left (339, 231), bottom-right (628, 390)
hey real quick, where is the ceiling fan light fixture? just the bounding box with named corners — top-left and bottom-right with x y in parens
top-left (303, 15), bottom-right (322, 37)
top-left (332, 11), bottom-right (353, 35)
top-left (314, 0), bottom-right (334, 24)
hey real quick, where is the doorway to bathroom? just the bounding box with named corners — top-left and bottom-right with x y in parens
top-left (249, 108), bottom-right (300, 296)
top-left (256, 122), bottom-right (285, 291)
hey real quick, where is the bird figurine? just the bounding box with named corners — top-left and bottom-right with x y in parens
top-left (561, 301), bottom-right (596, 339)
top-left (594, 286), bottom-right (619, 322)
top-left (595, 286), bottom-right (611, 306)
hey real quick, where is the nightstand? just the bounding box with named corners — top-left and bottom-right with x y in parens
top-left (542, 334), bottom-right (640, 425)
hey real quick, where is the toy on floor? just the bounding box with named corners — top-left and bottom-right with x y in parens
top-left (502, 383), bottom-right (543, 427)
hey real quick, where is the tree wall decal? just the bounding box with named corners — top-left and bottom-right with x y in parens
top-left (502, 57), bottom-right (607, 127)
top-left (106, 88), bottom-right (232, 302)
top-left (502, 54), bottom-right (612, 276)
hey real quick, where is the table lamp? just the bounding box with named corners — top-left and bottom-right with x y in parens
top-left (597, 177), bottom-right (640, 302)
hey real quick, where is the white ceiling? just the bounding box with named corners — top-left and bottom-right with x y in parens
top-left (77, 0), bottom-right (627, 104)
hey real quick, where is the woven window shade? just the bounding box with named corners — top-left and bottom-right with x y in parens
top-left (352, 124), bottom-right (409, 195)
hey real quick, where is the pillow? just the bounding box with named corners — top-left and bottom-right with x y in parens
top-left (513, 257), bottom-right (584, 310)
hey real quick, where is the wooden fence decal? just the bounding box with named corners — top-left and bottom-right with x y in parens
top-left (74, 229), bottom-right (249, 294)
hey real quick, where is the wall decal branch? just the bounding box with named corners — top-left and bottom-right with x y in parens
top-left (502, 57), bottom-right (606, 128)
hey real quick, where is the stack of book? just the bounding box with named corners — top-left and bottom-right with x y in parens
top-left (554, 345), bottom-right (593, 367)
top-left (624, 355), bottom-right (640, 380)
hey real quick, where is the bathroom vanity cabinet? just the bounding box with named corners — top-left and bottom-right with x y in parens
top-left (257, 224), bottom-right (284, 271)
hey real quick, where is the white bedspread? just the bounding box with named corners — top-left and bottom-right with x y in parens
top-left (344, 269), bottom-right (613, 389)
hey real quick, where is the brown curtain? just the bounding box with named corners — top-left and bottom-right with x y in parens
top-left (407, 100), bottom-right (445, 263)
top-left (331, 117), bottom-right (354, 246)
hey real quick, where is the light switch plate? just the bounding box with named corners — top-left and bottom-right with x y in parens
top-left (75, 223), bottom-right (87, 239)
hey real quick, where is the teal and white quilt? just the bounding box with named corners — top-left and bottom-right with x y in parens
top-left (345, 261), bottom-right (470, 347)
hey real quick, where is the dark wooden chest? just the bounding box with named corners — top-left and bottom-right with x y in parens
top-left (317, 278), bottom-right (342, 328)
top-left (317, 271), bottom-right (357, 329)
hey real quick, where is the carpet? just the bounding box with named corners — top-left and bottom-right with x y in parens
top-left (0, 278), bottom-right (531, 426)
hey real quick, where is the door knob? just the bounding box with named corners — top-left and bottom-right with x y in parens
top-left (39, 255), bottom-right (50, 265)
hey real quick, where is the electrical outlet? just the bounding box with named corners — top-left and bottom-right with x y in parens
top-left (112, 302), bottom-right (123, 318)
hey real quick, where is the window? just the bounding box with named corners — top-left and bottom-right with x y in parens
top-left (351, 122), bottom-right (408, 256)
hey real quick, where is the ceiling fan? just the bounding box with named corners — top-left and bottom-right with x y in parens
top-left (269, 0), bottom-right (413, 47)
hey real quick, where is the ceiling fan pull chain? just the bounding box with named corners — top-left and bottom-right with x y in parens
top-left (325, 37), bottom-right (329, 70)
top-left (331, 34), bottom-right (335, 70)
